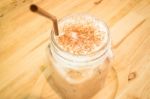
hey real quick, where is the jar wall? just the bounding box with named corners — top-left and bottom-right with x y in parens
top-left (48, 54), bottom-right (111, 99)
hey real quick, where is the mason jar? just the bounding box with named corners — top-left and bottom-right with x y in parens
top-left (48, 14), bottom-right (113, 99)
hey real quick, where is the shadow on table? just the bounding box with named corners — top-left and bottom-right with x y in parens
top-left (38, 46), bottom-right (62, 99)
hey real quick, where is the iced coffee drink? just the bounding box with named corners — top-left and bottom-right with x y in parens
top-left (49, 14), bottom-right (112, 99)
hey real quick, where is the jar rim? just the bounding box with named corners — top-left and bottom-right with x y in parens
top-left (51, 14), bottom-right (110, 57)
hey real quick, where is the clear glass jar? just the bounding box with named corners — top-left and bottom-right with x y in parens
top-left (48, 14), bottom-right (113, 99)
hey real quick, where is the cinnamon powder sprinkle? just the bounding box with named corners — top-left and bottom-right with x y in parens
top-left (57, 23), bottom-right (104, 55)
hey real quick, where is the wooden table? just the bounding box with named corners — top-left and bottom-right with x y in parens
top-left (0, 0), bottom-right (150, 99)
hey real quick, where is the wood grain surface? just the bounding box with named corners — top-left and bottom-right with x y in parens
top-left (0, 0), bottom-right (150, 99)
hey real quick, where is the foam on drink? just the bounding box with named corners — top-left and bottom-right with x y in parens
top-left (55, 15), bottom-right (108, 55)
